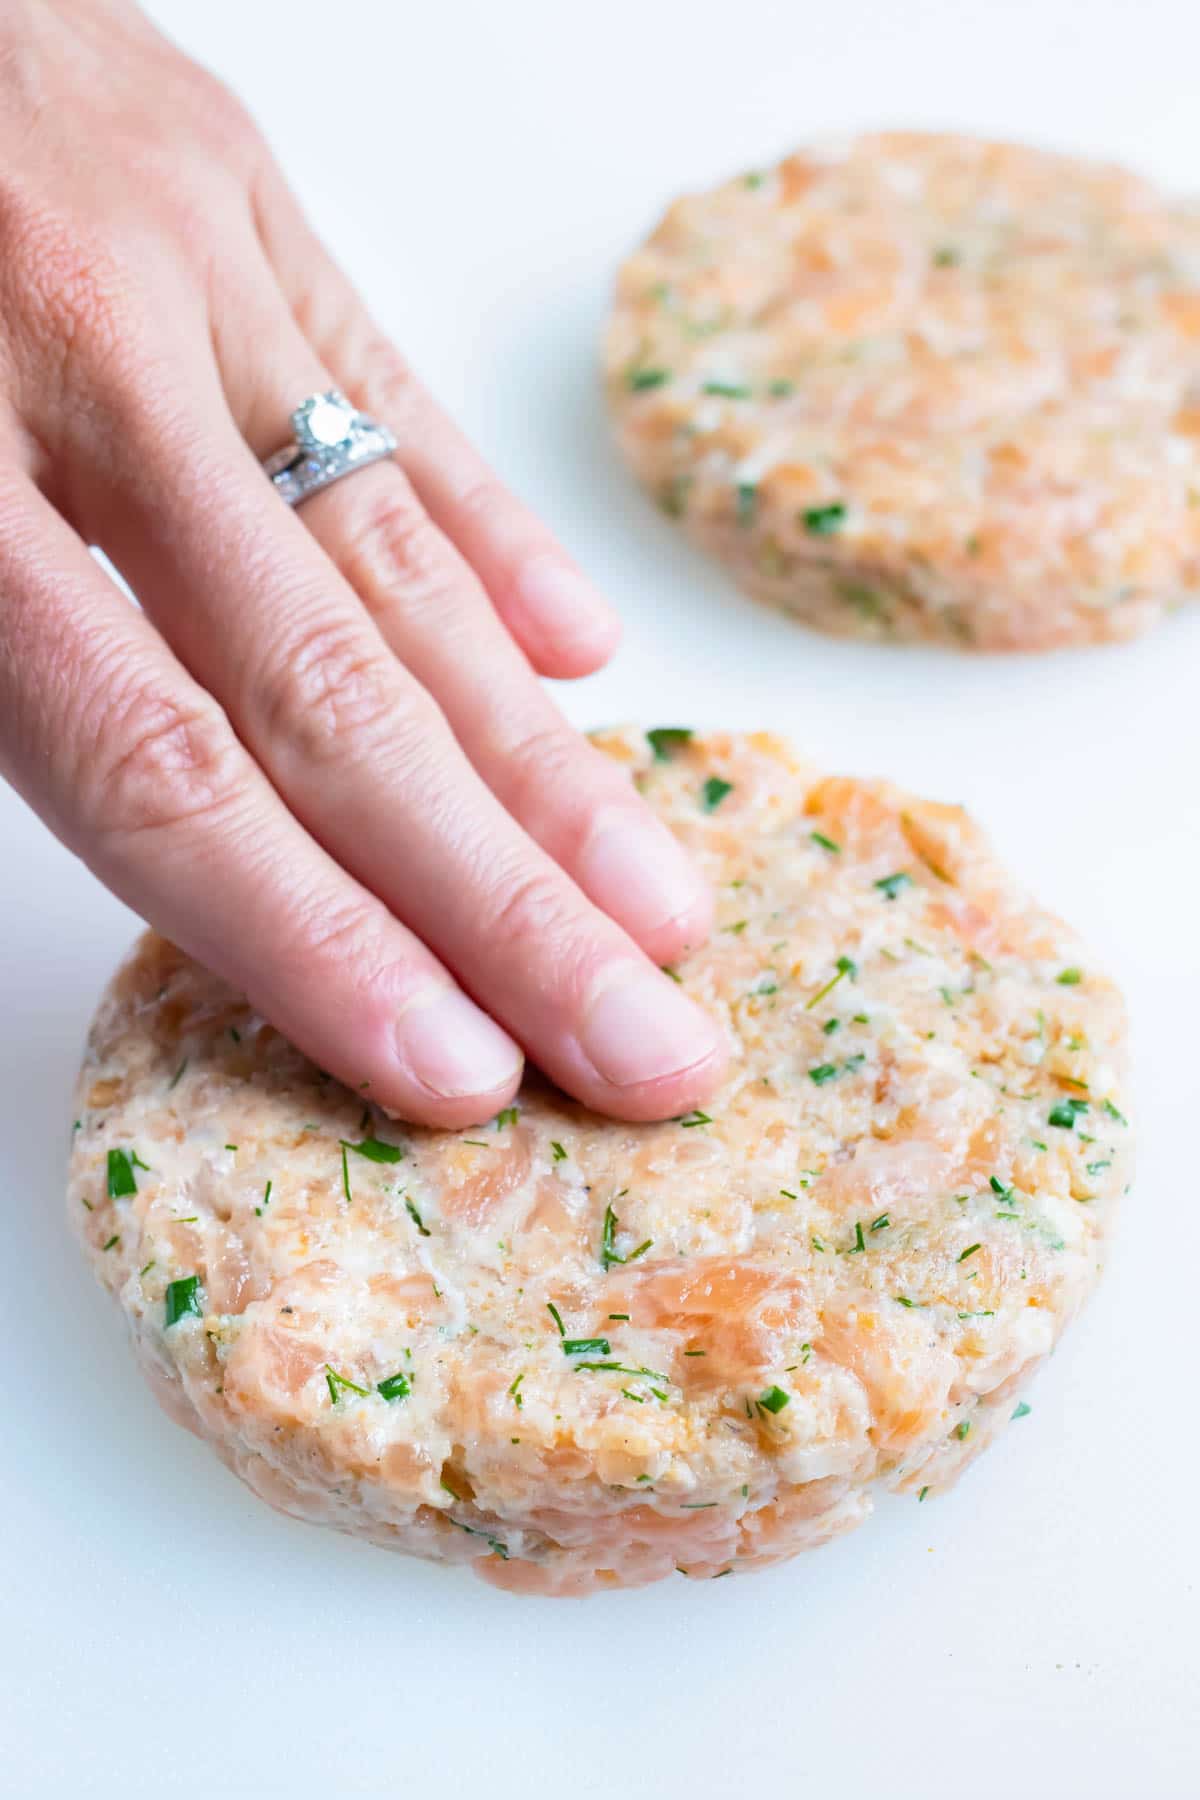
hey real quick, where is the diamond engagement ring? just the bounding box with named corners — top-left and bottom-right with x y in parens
top-left (262, 390), bottom-right (397, 507)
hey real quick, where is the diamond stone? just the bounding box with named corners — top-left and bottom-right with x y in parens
top-left (293, 392), bottom-right (355, 451)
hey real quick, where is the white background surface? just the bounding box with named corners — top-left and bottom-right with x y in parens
top-left (3, 2), bottom-right (1198, 1794)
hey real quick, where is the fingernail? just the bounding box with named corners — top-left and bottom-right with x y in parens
top-left (396, 988), bottom-right (523, 1099)
top-left (579, 813), bottom-right (711, 945)
top-left (579, 966), bottom-right (720, 1090)
top-left (515, 559), bottom-right (620, 654)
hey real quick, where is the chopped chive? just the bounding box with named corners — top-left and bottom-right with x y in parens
top-left (102, 1234), bottom-right (120, 1252)
top-left (779, 1188), bottom-right (798, 1199)
top-left (952, 1420), bottom-right (971, 1441)
top-left (870, 1213), bottom-right (890, 1232)
top-left (683, 1350), bottom-right (706, 1357)
top-left (989, 1175), bottom-right (1012, 1199)
top-left (325, 1365), bottom-right (369, 1403)
top-left (404, 1196), bottom-right (430, 1237)
top-left (1055, 968), bottom-right (1083, 986)
top-left (932, 246), bottom-right (960, 267)
top-left (342, 1135), bottom-right (404, 1164)
top-left (164, 1275), bottom-right (201, 1328)
top-left (703, 380), bottom-right (751, 398)
top-left (805, 954), bottom-right (857, 1011)
top-left (562, 1338), bottom-right (610, 1357)
top-left (895, 1295), bottom-right (923, 1308)
top-left (702, 776), bottom-right (733, 812)
top-left (811, 1235), bottom-right (828, 1253)
top-left (628, 366), bottom-right (669, 391)
top-left (608, 1313), bottom-right (630, 1321)
top-left (601, 1200), bottom-right (653, 1270)
top-left (847, 1221), bottom-right (866, 1254)
top-left (768, 378), bottom-right (795, 396)
top-left (735, 482), bottom-right (757, 527)
top-left (106, 1149), bottom-right (138, 1200)
top-left (680, 1110), bottom-right (712, 1128)
top-left (808, 1063), bottom-right (839, 1086)
top-left (167, 1059), bottom-right (188, 1091)
top-left (139, 1261), bottom-right (154, 1278)
top-left (1011, 1400), bottom-right (1032, 1421)
top-left (918, 1486), bottom-right (931, 1502)
top-left (377, 1371), bottom-right (411, 1402)
top-left (573, 1362), bottom-right (669, 1381)
top-left (340, 1142), bottom-right (352, 1203)
top-left (801, 501), bottom-right (846, 536)
top-left (508, 1373), bottom-right (525, 1408)
top-left (874, 872), bottom-right (913, 900)
top-left (661, 965), bottom-right (682, 983)
top-left (957, 1243), bottom-right (981, 1263)
top-left (546, 1302), bottom-right (566, 1336)
top-left (1103, 1099), bottom-right (1128, 1126)
top-left (758, 1385), bottom-right (790, 1414)
top-left (495, 1108), bottom-right (518, 1131)
top-left (810, 830), bottom-right (841, 853)
top-left (461, 1139), bottom-right (489, 1148)
top-left (646, 726), bottom-right (693, 761)
top-left (1048, 1097), bottom-right (1089, 1129)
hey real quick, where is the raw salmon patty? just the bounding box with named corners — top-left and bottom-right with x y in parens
top-left (69, 729), bottom-right (1131, 1594)
top-left (605, 132), bottom-right (1200, 649)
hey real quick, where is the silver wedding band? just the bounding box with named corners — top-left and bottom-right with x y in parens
top-left (262, 389), bottom-right (397, 507)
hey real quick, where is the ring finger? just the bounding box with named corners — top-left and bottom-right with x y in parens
top-left (84, 331), bottom-right (725, 1121)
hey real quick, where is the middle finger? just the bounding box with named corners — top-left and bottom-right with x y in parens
top-left (86, 361), bottom-right (726, 1121)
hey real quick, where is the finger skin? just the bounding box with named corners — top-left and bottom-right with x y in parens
top-left (300, 461), bottom-right (714, 967)
top-left (210, 273), bottom-right (712, 966)
top-left (0, 477), bottom-right (522, 1127)
top-left (87, 396), bottom-right (725, 1122)
top-left (249, 166), bottom-right (620, 678)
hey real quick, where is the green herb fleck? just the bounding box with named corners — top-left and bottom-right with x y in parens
top-left (102, 1234), bottom-right (120, 1252)
top-left (1056, 968), bottom-right (1083, 986)
top-left (702, 776), bottom-right (734, 812)
top-left (167, 1059), bottom-right (188, 1092)
top-left (325, 1366), bottom-right (369, 1404)
top-left (377, 1371), bottom-right (411, 1402)
top-left (546, 1302), bottom-right (566, 1336)
top-left (758, 1385), bottom-right (790, 1415)
top-left (957, 1243), bottom-right (981, 1264)
top-left (508, 1373), bottom-right (525, 1409)
top-left (703, 380), bottom-right (751, 399)
top-left (106, 1149), bottom-right (138, 1200)
top-left (1011, 1400), bottom-right (1032, 1420)
top-left (647, 726), bottom-right (693, 761)
top-left (918, 1486), bottom-right (931, 1501)
top-left (953, 1420), bottom-right (971, 1441)
top-left (628, 366), bottom-right (669, 391)
top-left (342, 1135), bottom-right (403, 1164)
top-left (1048, 1097), bottom-right (1089, 1130)
top-left (550, 1140), bottom-right (567, 1163)
top-left (810, 830), bottom-right (841, 853)
top-left (164, 1275), bottom-right (201, 1328)
top-left (809, 1062), bottom-right (839, 1085)
top-left (1103, 1099), bottom-right (1128, 1126)
top-left (496, 1108), bottom-right (518, 1131)
top-left (679, 1110), bottom-right (712, 1128)
top-left (874, 872), bottom-right (913, 900)
top-left (806, 954), bottom-right (857, 1011)
top-left (802, 501), bottom-right (846, 536)
top-left (735, 483), bottom-right (757, 527)
top-left (562, 1337), bottom-right (611, 1357)
top-left (404, 1196), bottom-right (430, 1237)
top-left (601, 1201), bottom-right (652, 1269)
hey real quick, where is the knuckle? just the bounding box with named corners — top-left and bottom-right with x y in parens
top-left (341, 481), bottom-right (456, 613)
top-left (89, 686), bottom-right (248, 842)
top-left (487, 858), bottom-right (587, 958)
top-left (256, 613), bottom-right (430, 769)
top-left (275, 888), bottom-right (396, 989)
top-left (5, 209), bottom-right (138, 393)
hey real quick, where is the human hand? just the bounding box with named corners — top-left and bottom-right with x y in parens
top-left (0, 0), bottom-right (723, 1125)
